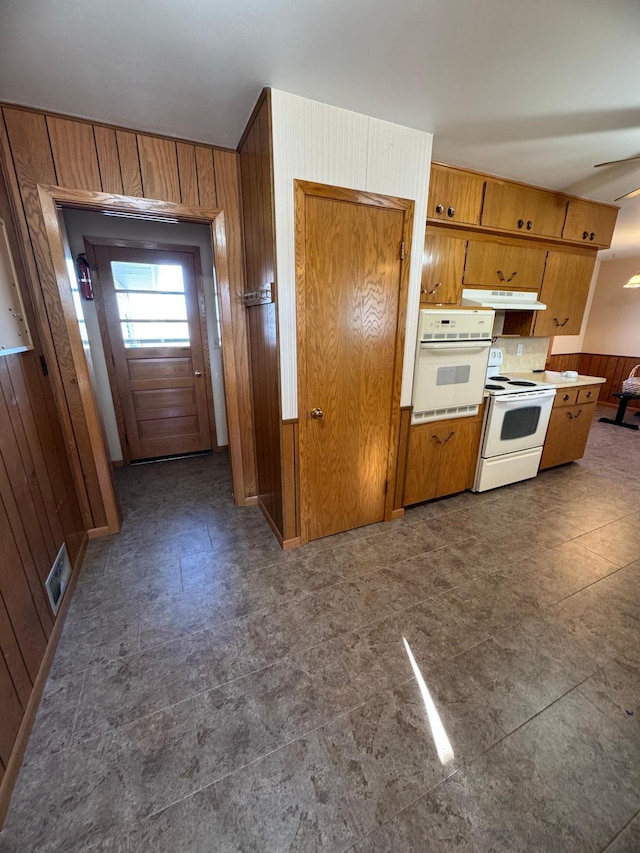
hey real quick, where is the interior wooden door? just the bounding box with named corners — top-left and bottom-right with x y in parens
top-left (94, 245), bottom-right (212, 461)
top-left (299, 189), bottom-right (409, 541)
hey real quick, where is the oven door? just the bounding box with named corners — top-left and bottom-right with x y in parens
top-left (413, 340), bottom-right (491, 411)
top-left (482, 389), bottom-right (556, 458)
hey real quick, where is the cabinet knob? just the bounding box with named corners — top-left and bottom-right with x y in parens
top-left (435, 203), bottom-right (444, 214)
top-left (526, 220), bottom-right (533, 230)
top-left (589, 232), bottom-right (595, 241)
top-left (194, 369), bottom-right (203, 376)
top-left (586, 391), bottom-right (592, 398)
top-left (310, 407), bottom-right (324, 420)
top-left (582, 231), bottom-right (589, 240)
top-left (447, 206), bottom-right (455, 217)
top-left (517, 219), bottom-right (525, 229)
top-left (563, 394), bottom-right (570, 401)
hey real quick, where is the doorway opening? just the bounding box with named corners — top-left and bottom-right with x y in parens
top-left (62, 209), bottom-right (228, 467)
top-left (35, 185), bottom-right (248, 538)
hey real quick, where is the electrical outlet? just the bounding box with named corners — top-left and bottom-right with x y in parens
top-left (516, 343), bottom-right (524, 356)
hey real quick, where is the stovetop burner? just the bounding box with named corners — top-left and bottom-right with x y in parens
top-left (485, 383), bottom-right (504, 390)
top-left (491, 376), bottom-right (510, 381)
top-left (508, 380), bottom-right (536, 386)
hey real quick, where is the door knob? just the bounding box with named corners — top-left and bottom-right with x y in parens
top-left (310, 407), bottom-right (324, 420)
top-left (194, 370), bottom-right (203, 376)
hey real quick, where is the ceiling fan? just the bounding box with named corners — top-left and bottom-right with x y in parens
top-left (594, 154), bottom-right (640, 202)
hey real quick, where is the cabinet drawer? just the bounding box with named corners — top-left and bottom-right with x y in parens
top-left (554, 388), bottom-right (580, 407)
top-left (463, 239), bottom-right (547, 291)
top-left (577, 386), bottom-right (600, 405)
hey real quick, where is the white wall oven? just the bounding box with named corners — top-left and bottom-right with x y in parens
top-left (412, 309), bottom-right (494, 424)
top-left (474, 377), bottom-right (556, 492)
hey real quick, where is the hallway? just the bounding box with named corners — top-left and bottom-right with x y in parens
top-left (1, 414), bottom-right (640, 851)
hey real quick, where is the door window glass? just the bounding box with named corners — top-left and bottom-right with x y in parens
top-left (111, 261), bottom-right (189, 347)
top-left (500, 406), bottom-right (541, 440)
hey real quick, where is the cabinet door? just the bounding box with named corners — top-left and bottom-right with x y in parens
top-left (436, 419), bottom-right (482, 497)
top-left (463, 238), bottom-right (547, 291)
top-left (533, 251), bottom-right (596, 337)
top-left (562, 200), bottom-right (618, 248)
top-left (421, 232), bottom-right (466, 305)
top-left (540, 402), bottom-right (596, 469)
top-left (482, 180), bottom-right (566, 238)
top-left (403, 424), bottom-right (442, 505)
top-left (428, 165), bottom-right (485, 226)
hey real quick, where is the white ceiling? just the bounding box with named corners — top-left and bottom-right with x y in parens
top-left (1, 0), bottom-right (640, 256)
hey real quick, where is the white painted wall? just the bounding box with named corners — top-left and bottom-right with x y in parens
top-left (270, 89), bottom-right (432, 418)
top-left (62, 210), bottom-right (228, 461)
top-left (550, 258), bottom-right (601, 356)
top-left (582, 255), bottom-right (640, 356)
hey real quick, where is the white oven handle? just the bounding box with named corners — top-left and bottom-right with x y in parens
top-left (493, 389), bottom-right (557, 403)
top-left (419, 341), bottom-right (491, 351)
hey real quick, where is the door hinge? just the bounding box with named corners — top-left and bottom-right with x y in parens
top-left (400, 241), bottom-right (406, 261)
top-left (39, 355), bottom-right (48, 376)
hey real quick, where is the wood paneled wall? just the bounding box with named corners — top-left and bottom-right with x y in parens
top-left (0, 104), bottom-right (256, 525)
top-left (239, 91), bottom-right (291, 539)
top-left (0, 164), bottom-right (85, 804)
top-left (547, 351), bottom-right (640, 409)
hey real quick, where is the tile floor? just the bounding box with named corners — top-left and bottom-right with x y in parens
top-left (2, 407), bottom-right (640, 852)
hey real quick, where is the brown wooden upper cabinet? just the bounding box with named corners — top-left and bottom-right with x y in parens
top-left (427, 164), bottom-right (484, 226)
top-left (421, 231), bottom-right (466, 304)
top-left (533, 251), bottom-right (596, 337)
top-left (481, 179), bottom-right (567, 239)
top-left (562, 199), bottom-right (618, 248)
top-left (463, 237), bottom-right (547, 292)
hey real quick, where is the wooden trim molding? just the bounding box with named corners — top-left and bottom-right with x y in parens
top-left (294, 180), bottom-right (414, 543)
top-left (393, 406), bottom-right (413, 512)
top-left (34, 185), bottom-right (248, 529)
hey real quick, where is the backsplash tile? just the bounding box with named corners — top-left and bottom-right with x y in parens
top-left (494, 336), bottom-right (550, 373)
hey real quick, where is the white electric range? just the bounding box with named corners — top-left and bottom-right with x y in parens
top-left (473, 367), bottom-right (557, 492)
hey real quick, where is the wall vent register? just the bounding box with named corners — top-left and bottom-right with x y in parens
top-left (45, 543), bottom-right (72, 615)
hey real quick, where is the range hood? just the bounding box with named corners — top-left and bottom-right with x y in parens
top-left (461, 288), bottom-right (547, 311)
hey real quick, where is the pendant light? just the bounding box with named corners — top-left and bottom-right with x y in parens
top-left (624, 273), bottom-right (640, 288)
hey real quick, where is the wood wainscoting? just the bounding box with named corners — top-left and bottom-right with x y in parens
top-left (0, 164), bottom-right (86, 825)
top-left (238, 90), bottom-right (286, 537)
top-left (0, 104), bottom-right (257, 521)
top-left (547, 351), bottom-right (640, 409)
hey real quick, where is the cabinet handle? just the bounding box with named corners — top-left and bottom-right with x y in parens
top-left (574, 409), bottom-right (582, 419)
top-left (582, 231), bottom-right (589, 240)
top-left (526, 220), bottom-right (533, 230)
top-left (497, 270), bottom-right (505, 282)
top-left (428, 282), bottom-right (442, 295)
top-left (431, 435), bottom-right (442, 445)
top-left (435, 203), bottom-right (444, 214)
top-left (517, 219), bottom-right (525, 229)
top-left (589, 232), bottom-right (595, 241)
top-left (560, 317), bottom-right (569, 327)
top-left (567, 411), bottom-right (573, 419)
top-left (506, 271), bottom-right (518, 283)
top-left (554, 318), bottom-right (560, 327)
top-left (443, 431), bottom-right (456, 444)
top-left (447, 206), bottom-right (455, 217)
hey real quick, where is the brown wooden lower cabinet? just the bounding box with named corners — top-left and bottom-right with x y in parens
top-left (403, 413), bottom-right (483, 505)
top-left (540, 386), bottom-right (599, 469)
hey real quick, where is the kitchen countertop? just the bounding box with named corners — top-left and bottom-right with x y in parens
top-left (508, 370), bottom-right (606, 388)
